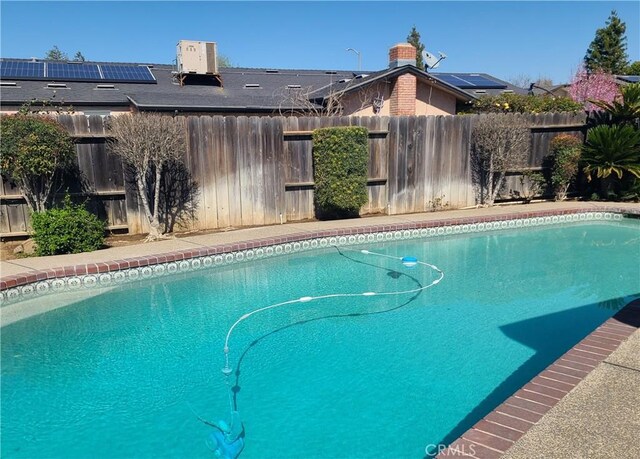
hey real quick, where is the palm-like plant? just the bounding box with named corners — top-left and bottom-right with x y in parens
top-left (591, 83), bottom-right (640, 125)
top-left (582, 125), bottom-right (640, 192)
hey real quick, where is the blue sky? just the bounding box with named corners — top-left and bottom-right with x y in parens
top-left (1, 1), bottom-right (638, 84)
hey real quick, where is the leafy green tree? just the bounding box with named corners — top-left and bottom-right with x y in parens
top-left (0, 115), bottom-right (75, 212)
top-left (584, 10), bottom-right (629, 74)
top-left (44, 45), bottom-right (68, 61)
top-left (625, 61), bottom-right (640, 75)
top-left (73, 51), bottom-right (86, 62)
top-left (406, 26), bottom-right (425, 70)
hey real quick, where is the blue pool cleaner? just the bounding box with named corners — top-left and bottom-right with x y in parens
top-left (401, 256), bottom-right (418, 268)
top-left (201, 411), bottom-right (245, 459)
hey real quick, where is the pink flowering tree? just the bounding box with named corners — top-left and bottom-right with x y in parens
top-left (568, 67), bottom-right (619, 111)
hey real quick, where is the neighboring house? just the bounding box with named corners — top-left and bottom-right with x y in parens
top-left (529, 75), bottom-right (640, 98)
top-left (529, 83), bottom-right (571, 98)
top-left (0, 42), bottom-right (525, 116)
top-left (615, 75), bottom-right (640, 86)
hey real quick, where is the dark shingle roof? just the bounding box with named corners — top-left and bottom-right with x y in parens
top-left (0, 58), bottom-right (524, 111)
top-left (0, 60), bottom-right (357, 111)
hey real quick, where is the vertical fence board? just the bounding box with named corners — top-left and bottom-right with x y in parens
top-left (224, 117), bottom-right (242, 227)
top-left (236, 117), bottom-right (255, 226)
top-left (250, 116), bottom-right (266, 226)
top-left (201, 116), bottom-right (219, 229)
top-left (212, 116), bottom-right (230, 228)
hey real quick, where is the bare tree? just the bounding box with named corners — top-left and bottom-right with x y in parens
top-left (508, 73), bottom-right (532, 89)
top-left (471, 114), bottom-right (531, 206)
top-left (107, 114), bottom-right (187, 241)
top-left (275, 79), bottom-right (387, 117)
top-left (275, 85), bottom-right (345, 117)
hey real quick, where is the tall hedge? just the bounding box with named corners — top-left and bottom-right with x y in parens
top-left (312, 126), bottom-right (369, 219)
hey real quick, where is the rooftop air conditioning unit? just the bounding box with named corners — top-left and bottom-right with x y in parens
top-left (177, 40), bottom-right (218, 75)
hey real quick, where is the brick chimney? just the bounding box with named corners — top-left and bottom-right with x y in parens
top-left (389, 43), bottom-right (416, 68)
top-left (389, 43), bottom-right (417, 115)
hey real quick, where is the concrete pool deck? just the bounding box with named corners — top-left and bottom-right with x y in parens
top-left (1, 200), bottom-right (640, 458)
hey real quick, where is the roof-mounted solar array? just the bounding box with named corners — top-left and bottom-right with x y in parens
top-left (619, 75), bottom-right (640, 83)
top-left (100, 65), bottom-right (155, 82)
top-left (0, 60), bottom-right (45, 78)
top-left (435, 73), bottom-right (507, 89)
top-left (47, 62), bottom-right (101, 80)
top-left (0, 59), bottom-right (156, 84)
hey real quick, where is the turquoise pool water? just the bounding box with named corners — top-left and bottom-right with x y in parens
top-left (1, 220), bottom-right (639, 458)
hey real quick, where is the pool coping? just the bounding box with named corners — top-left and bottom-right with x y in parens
top-left (1, 204), bottom-right (638, 294)
top-left (436, 300), bottom-right (640, 459)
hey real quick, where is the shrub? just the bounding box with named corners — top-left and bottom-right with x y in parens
top-left (312, 126), bottom-right (368, 219)
top-left (0, 114), bottom-right (75, 212)
top-left (31, 195), bottom-right (105, 256)
top-left (550, 134), bottom-right (583, 200)
top-left (582, 124), bottom-right (640, 198)
top-left (471, 114), bottom-right (531, 206)
top-left (514, 170), bottom-right (547, 203)
top-left (463, 93), bottom-right (583, 114)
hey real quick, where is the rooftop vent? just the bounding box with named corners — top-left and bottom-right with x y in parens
top-left (265, 69), bottom-right (279, 73)
top-left (474, 90), bottom-right (487, 94)
top-left (287, 84), bottom-right (301, 89)
top-left (244, 83), bottom-right (261, 88)
top-left (176, 40), bottom-right (218, 75)
top-left (47, 83), bottom-right (68, 88)
top-left (0, 81), bottom-right (18, 87)
top-left (96, 84), bottom-right (116, 90)
top-left (354, 74), bottom-right (370, 79)
top-left (325, 71), bottom-right (338, 75)
top-left (502, 89), bottom-right (514, 93)
top-left (338, 78), bottom-right (352, 84)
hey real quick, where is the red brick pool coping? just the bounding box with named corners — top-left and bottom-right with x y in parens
top-left (436, 300), bottom-right (640, 459)
top-left (1, 205), bottom-right (638, 291)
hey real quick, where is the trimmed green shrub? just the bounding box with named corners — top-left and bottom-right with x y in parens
top-left (550, 134), bottom-right (583, 201)
top-left (31, 195), bottom-right (105, 256)
top-left (312, 126), bottom-right (369, 219)
top-left (462, 93), bottom-right (583, 114)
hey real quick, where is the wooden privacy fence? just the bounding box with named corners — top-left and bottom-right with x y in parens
top-left (0, 112), bottom-right (587, 237)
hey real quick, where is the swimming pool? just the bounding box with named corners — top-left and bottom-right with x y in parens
top-left (1, 216), bottom-right (639, 458)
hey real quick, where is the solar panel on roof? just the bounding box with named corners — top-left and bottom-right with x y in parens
top-left (47, 62), bottom-right (101, 80)
top-left (0, 60), bottom-right (45, 79)
top-left (434, 73), bottom-right (507, 89)
top-left (620, 75), bottom-right (640, 83)
top-left (100, 65), bottom-right (155, 83)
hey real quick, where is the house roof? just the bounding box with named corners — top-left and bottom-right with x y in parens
top-left (308, 65), bottom-right (477, 102)
top-left (431, 72), bottom-right (528, 96)
top-left (0, 57), bottom-right (526, 112)
top-left (0, 60), bottom-right (355, 112)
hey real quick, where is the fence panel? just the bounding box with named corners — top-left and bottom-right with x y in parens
top-left (1, 112), bottom-right (588, 238)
